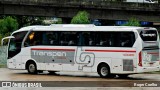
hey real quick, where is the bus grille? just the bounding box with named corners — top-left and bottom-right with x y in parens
top-left (123, 60), bottom-right (134, 71)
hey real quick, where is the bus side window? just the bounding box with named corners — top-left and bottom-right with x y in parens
top-left (46, 32), bottom-right (59, 45)
top-left (59, 32), bottom-right (78, 46)
top-left (24, 32), bottom-right (34, 47)
top-left (42, 32), bottom-right (50, 45)
top-left (120, 32), bottom-right (135, 47)
top-left (24, 31), bottom-right (42, 47)
top-left (89, 32), bottom-right (96, 46)
top-left (96, 32), bottom-right (113, 47)
top-left (81, 32), bottom-right (113, 47)
top-left (81, 32), bottom-right (90, 46)
top-left (59, 32), bottom-right (68, 46)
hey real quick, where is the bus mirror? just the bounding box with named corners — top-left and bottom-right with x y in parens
top-left (1, 36), bottom-right (15, 46)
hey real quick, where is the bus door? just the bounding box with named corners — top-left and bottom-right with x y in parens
top-left (7, 31), bottom-right (27, 69)
top-left (139, 30), bottom-right (160, 67)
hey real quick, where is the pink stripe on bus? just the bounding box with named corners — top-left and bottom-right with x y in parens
top-left (31, 48), bottom-right (75, 51)
top-left (85, 49), bottom-right (136, 53)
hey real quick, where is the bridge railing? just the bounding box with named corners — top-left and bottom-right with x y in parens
top-left (0, 0), bottom-right (160, 10)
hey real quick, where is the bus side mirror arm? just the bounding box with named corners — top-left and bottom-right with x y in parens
top-left (1, 36), bottom-right (15, 46)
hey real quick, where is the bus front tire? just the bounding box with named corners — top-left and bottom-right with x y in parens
top-left (98, 64), bottom-right (110, 78)
top-left (27, 62), bottom-right (37, 74)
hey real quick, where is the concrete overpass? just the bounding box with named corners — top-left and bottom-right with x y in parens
top-left (0, 0), bottom-right (160, 22)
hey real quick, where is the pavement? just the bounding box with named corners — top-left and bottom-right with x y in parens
top-left (0, 68), bottom-right (160, 90)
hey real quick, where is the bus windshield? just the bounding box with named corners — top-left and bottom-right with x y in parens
top-left (8, 31), bottom-right (27, 59)
top-left (140, 30), bottom-right (158, 41)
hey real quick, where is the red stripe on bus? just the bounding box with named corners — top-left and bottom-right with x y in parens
top-left (85, 49), bottom-right (136, 53)
top-left (138, 52), bottom-right (142, 67)
top-left (31, 48), bottom-right (75, 51)
top-left (148, 52), bottom-right (159, 56)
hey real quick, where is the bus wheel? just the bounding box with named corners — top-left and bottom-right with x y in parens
top-left (98, 64), bottom-right (110, 78)
top-left (27, 62), bottom-right (37, 74)
top-left (118, 74), bottom-right (129, 78)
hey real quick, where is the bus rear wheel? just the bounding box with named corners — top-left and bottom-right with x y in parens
top-left (98, 64), bottom-right (110, 78)
top-left (27, 62), bottom-right (37, 74)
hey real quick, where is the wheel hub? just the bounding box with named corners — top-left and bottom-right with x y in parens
top-left (29, 64), bottom-right (35, 73)
top-left (101, 67), bottom-right (108, 76)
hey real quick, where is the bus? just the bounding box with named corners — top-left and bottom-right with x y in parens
top-left (1, 24), bottom-right (160, 78)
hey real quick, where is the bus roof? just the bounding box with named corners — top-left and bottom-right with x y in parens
top-left (14, 24), bottom-right (157, 33)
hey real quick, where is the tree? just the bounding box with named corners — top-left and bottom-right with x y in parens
top-left (71, 11), bottom-right (90, 24)
top-left (0, 16), bottom-right (19, 34)
top-left (0, 16), bottom-right (18, 45)
top-left (0, 20), bottom-right (6, 34)
top-left (122, 18), bottom-right (141, 26)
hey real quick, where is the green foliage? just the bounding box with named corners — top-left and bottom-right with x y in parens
top-left (55, 18), bottom-right (62, 24)
top-left (71, 11), bottom-right (90, 24)
top-left (0, 32), bottom-right (11, 46)
top-left (52, 18), bottom-right (62, 24)
top-left (0, 16), bottom-right (18, 45)
top-left (0, 16), bottom-right (18, 34)
top-left (122, 18), bottom-right (141, 26)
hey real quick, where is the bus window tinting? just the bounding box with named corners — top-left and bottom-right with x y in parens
top-left (59, 32), bottom-right (79, 46)
top-left (24, 31), bottom-right (80, 46)
top-left (82, 32), bottom-right (135, 47)
top-left (120, 32), bottom-right (135, 47)
top-left (24, 31), bottom-right (43, 46)
top-left (140, 30), bottom-right (157, 41)
top-left (24, 31), bottom-right (135, 47)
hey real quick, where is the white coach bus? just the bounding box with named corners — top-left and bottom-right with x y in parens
top-left (1, 24), bottom-right (160, 78)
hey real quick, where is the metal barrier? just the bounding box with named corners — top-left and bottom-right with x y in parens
top-left (0, 46), bottom-right (7, 67)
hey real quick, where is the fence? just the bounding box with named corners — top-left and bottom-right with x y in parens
top-left (0, 46), bottom-right (7, 67)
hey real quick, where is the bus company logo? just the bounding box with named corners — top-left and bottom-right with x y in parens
top-left (142, 51), bottom-right (152, 62)
top-left (1, 82), bottom-right (42, 87)
top-left (2, 82), bottom-right (11, 87)
top-left (32, 50), bottom-right (67, 58)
